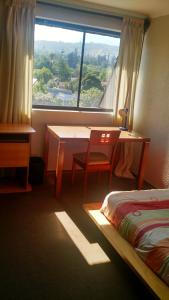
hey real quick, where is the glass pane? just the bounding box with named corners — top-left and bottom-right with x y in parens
top-left (33, 24), bottom-right (83, 107)
top-left (79, 33), bottom-right (120, 109)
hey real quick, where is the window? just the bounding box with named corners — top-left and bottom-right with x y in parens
top-left (33, 19), bottom-right (120, 111)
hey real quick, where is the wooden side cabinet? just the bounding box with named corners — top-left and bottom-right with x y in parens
top-left (0, 124), bottom-right (35, 193)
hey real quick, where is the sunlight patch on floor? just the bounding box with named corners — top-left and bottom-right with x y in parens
top-left (55, 211), bottom-right (111, 265)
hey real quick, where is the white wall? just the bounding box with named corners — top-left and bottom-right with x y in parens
top-left (133, 15), bottom-right (169, 188)
top-left (31, 109), bottom-right (113, 170)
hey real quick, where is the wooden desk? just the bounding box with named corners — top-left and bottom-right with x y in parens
top-left (0, 123), bottom-right (35, 193)
top-left (44, 126), bottom-right (150, 198)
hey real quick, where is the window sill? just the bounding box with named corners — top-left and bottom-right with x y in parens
top-left (32, 107), bottom-right (113, 115)
top-left (32, 106), bottom-right (113, 114)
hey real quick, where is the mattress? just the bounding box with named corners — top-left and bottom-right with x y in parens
top-left (101, 189), bottom-right (169, 286)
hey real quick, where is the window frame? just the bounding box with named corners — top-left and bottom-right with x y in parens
top-left (33, 17), bottom-right (121, 112)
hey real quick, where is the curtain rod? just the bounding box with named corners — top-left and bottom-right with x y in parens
top-left (37, 0), bottom-right (122, 20)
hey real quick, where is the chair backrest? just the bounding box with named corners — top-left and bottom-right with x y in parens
top-left (86, 129), bottom-right (121, 165)
top-left (89, 130), bottom-right (120, 145)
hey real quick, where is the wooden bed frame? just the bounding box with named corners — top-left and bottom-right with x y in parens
top-left (83, 202), bottom-right (169, 300)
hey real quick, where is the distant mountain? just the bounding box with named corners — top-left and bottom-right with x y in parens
top-left (34, 40), bottom-right (119, 57)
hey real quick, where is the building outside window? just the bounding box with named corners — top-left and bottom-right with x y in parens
top-left (33, 19), bottom-right (120, 111)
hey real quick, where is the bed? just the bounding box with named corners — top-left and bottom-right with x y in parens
top-left (84, 189), bottom-right (169, 300)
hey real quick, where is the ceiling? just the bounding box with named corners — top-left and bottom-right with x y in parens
top-left (76, 0), bottom-right (169, 18)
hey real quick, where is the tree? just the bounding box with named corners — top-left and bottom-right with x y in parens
top-left (33, 67), bottom-right (53, 94)
top-left (82, 71), bottom-right (103, 91)
top-left (58, 56), bottom-right (71, 81)
top-left (33, 81), bottom-right (47, 94)
top-left (68, 49), bottom-right (79, 68)
top-left (80, 88), bottom-right (102, 107)
top-left (97, 55), bottom-right (109, 68)
top-left (34, 54), bottom-right (51, 70)
top-left (69, 78), bottom-right (79, 93)
top-left (34, 67), bottom-right (53, 84)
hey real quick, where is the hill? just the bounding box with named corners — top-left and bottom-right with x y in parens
top-left (34, 40), bottom-right (119, 57)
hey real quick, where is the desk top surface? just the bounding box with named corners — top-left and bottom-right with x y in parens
top-left (0, 124), bottom-right (35, 134)
top-left (47, 125), bottom-right (150, 142)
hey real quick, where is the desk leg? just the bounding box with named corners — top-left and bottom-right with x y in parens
top-left (56, 141), bottom-right (65, 199)
top-left (138, 141), bottom-right (150, 189)
top-left (44, 127), bottom-right (49, 176)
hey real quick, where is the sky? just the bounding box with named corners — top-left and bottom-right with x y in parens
top-left (35, 25), bottom-right (120, 46)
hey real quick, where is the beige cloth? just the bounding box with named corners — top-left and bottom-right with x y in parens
top-left (114, 143), bottom-right (135, 179)
top-left (0, 0), bottom-right (36, 123)
top-left (113, 17), bottom-right (144, 129)
top-left (114, 17), bottom-right (144, 178)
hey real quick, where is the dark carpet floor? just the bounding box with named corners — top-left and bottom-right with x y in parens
top-left (0, 173), bottom-right (157, 300)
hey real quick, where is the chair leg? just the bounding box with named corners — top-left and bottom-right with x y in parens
top-left (72, 159), bottom-right (76, 184)
top-left (83, 170), bottom-right (88, 196)
top-left (97, 171), bottom-right (101, 184)
top-left (108, 170), bottom-right (113, 191)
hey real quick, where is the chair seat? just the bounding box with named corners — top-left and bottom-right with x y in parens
top-left (73, 152), bottom-right (110, 165)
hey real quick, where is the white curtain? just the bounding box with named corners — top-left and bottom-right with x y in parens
top-left (113, 17), bottom-right (144, 129)
top-left (104, 17), bottom-right (145, 178)
top-left (0, 0), bottom-right (36, 124)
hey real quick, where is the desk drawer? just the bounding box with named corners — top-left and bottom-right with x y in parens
top-left (0, 143), bottom-right (30, 167)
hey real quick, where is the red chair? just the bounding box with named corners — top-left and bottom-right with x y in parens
top-left (72, 129), bottom-right (120, 194)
